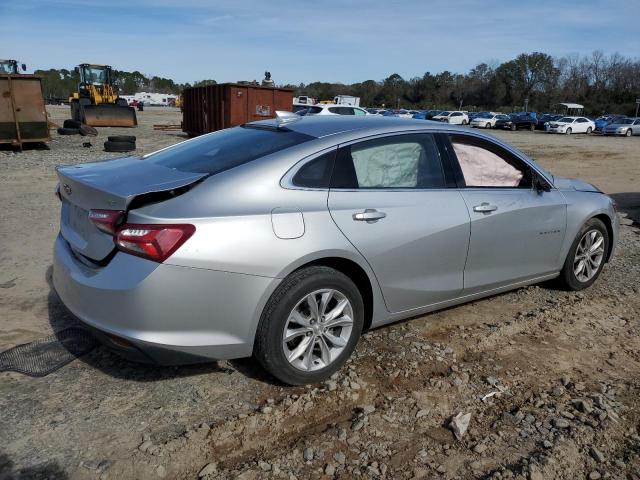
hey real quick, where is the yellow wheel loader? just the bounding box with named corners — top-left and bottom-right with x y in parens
top-left (69, 64), bottom-right (137, 127)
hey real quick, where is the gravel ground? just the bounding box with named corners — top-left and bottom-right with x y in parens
top-left (0, 107), bottom-right (639, 480)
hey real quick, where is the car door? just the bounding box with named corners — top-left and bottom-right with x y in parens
top-left (575, 117), bottom-right (588, 133)
top-left (444, 134), bottom-right (567, 294)
top-left (634, 119), bottom-right (640, 134)
top-left (328, 133), bottom-right (470, 313)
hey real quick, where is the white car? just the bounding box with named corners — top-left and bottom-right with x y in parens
top-left (298, 104), bottom-right (368, 116)
top-left (432, 111), bottom-right (469, 125)
top-left (546, 116), bottom-right (595, 135)
top-left (470, 112), bottom-right (506, 129)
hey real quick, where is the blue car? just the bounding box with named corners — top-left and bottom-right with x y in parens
top-left (594, 115), bottom-right (626, 132)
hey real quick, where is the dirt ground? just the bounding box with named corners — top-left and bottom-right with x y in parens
top-left (0, 107), bottom-right (639, 480)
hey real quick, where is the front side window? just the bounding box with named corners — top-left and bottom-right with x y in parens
top-left (559, 117), bottom-right (574, 123)
top-left (449, 135), bottom-right (530, 188)
top-left (331, 134), bottom-right (445, 189)
top-left (354, 108), bottom-right (367, 116)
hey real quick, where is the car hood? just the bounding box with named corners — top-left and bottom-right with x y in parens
top-left (552, 176), bottom-right (602, 193)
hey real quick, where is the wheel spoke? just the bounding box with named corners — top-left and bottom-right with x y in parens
top-left (289, 310), bottom-right (311, 328)
top-left (574, 260), bottom-right (585, 277)
top-left (325, 298), bottom-right (348, 322)
top-left (306, 294), bottom-right (320, 320)
top-left (318, 336), bottom-right (332, 366)
top-left (284, 328), bottom-right (311, 343)
top-left (323, 331), bottom-right (347, 347)
top-left (324, 314), bottom-right (353, 329)
top-left (319, 291), bottom-right (333, 317)
top-left (302, 338), bottom-right (315, 370)
top-left (287, 336), bottom-right (312, 362)
top-left (589, 236), bottom-right (603, 254)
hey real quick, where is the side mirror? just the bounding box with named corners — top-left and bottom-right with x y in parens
top-left (21, 64), bottom-right (26, 71)
top-left (533, 174), bottom-right (551, 193)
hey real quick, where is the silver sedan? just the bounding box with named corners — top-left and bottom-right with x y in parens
top-left (53, 115), bottom-right (619, 385)
top-left (603, 117), bottom-right (640, 136)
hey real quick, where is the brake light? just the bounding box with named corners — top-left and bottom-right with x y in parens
top-left (115, 224), bottom-right (195, 263)
top-left (88, 209), bottom-right (125, 235)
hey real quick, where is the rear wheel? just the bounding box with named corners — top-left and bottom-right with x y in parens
top-left (510, 124), bottom-right (516, 131)
top-left (586, 127), bottom-right (592, 134)
top-left (254, 266), bottom-right (364, 385)
top-left (462, 120), bottom-right (468, 125)
top-left (530, 123), bottom-right (535, 131)
top-left (558, 218), bottom-right (609, 291)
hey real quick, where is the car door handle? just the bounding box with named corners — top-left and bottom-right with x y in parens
top-left (352, 209), bottom-right (387, 223)
top-left (473, 203), bottom-right (498, 213)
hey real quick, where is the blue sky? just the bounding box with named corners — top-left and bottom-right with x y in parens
top-left (2, 0), bottom-right (638, 85)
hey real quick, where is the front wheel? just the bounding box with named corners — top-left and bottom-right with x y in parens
top-left (566, 128), bottom-right (572, 135)
top-left (530, 123), bottom-right (535, 131)
top-left (558, 218), bottom-right (609, 291)
top-left (484, 122), bottom-right (491, 129)
top-left (254, 266), bottom-right (364, 385)
top-left (626, 129), bottom-right (632, 137)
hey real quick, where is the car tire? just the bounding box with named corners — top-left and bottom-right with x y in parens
top-left (79, 124), bottom-right (98, 137)
top-left (104, 140), bottom-right (136, 152)
top-left (510, 124), bottom-right (516, 131)
top-left (484, 122), bottom-right (491, 129)
top-left (63, 119), bottom-right (82, 129)
top-left (253, 266), bottom-right (364, 385)
top-left (558, 218), bottom-right (609, 291)
top-left (626, 129), bottom-right (632, 137)
top-left (566, 128), bottom-right (572, 135)
top-left (586, 127), bottom-right (592, 134)
top-left (57, 127), bottom-right (80, 135)
top-left (530, 123), bottom-right (535, 132)
top-left (107, 135), bottom-right (137, 143)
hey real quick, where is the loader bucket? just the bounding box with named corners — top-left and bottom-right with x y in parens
top-left (81, 104), bottom-right (137, 127)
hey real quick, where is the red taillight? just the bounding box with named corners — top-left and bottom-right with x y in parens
top-left (115, 224), bottom-right (195, 263)
top-left (88, 209), bottom-right (125, 235)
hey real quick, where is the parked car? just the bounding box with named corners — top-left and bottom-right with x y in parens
top-left (413, 110), bottom-right (443, 120)
top-left (432, 111), bottom-right (469, 125)
top-left (495, 113), bottom-right (537, 131)
top-left (594, 114), bottom-right (627, 132)
top-left (536, 114), bottom-right (563, 130)
top-left (470, 112), bottom-right (505, 129)
top-left (296, 104), bottom-right (368, 116)
top-left (53, 115), bottom-right (618, 385)
top-left (602, 117), bottom-right (640, 136)
top-left (546, 116), bottom-right (595, 135)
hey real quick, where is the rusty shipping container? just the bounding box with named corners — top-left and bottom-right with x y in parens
top-left (182, 83), bottom-right (294, 135)
top-left (0, 74), bottom-right (50, 147)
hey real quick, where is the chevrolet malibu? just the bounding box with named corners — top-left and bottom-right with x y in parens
top-left (53, 115), bottom-right (618, 385)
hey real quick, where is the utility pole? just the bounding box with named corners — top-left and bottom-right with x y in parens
top-left (524, 97), bottom-right (529, 113)
top-left (635, 98), bottom-right (639, 118)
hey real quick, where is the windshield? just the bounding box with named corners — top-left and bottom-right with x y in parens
top-left (476, 113), bottom-right (492, 119)
top-left (439, 111), bottom-right (451, 116)
top-left (81, 66), bottom-right (108, 84)
top-left (0, 61), bottom-right (17, 74)
top-left (618, 118), bottom-right (633, 125)
top-left (558, 117), bottom-right (574, 123)
top-left (146, 125), bottom-right (314, 174)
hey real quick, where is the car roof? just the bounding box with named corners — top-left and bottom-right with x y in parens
top-left (249, 115), bottom-right (451, 138)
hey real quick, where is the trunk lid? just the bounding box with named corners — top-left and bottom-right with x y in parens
top-left (56, 156), bottom-right (206, 262)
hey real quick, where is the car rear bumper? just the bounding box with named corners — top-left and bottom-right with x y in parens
top-left (52, 234), bottom-right (280, 365)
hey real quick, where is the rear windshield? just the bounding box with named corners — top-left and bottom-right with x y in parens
top-left (146, 125), bottom-right (314, 174)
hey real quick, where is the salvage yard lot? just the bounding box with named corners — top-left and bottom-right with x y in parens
top-left (1, 106), bottom-right (639, 479)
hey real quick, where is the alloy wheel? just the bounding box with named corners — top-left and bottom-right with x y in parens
top-left (573, 229), bottom-right (605, 282)
top-left (282, 289), bottom-right (354, 371)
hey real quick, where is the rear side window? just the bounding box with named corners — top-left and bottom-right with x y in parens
top-left (146, 126), bottom-right (314, 174)
top-left (292, 150), bottom-right (336, 188)
top-left (331, 134), bottom-right (445, 189)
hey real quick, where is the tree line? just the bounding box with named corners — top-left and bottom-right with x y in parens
top-left (282, 51), bottom-right (640, 115)
top-left (35, 51), bottom-right (639, 115)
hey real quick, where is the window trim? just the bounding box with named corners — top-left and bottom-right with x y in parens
top-left (330, 132), bottom-right (448, 191)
